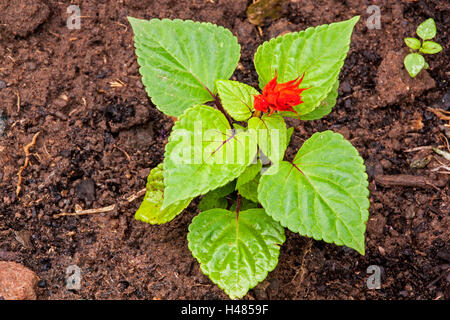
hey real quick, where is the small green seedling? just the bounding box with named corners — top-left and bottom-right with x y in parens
top-left (404, 18), bottom-right (443, 77)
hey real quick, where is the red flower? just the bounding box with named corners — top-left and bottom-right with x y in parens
top-left (254, 71), bottom-right (307, 118)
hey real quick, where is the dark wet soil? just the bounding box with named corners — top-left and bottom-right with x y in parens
top-left (0, 0), bottom-right (449, 300)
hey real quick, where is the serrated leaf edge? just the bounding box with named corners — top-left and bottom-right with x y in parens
top-left (258, 131), bottom-right (369, 254)
top-left (187, 208), bottom-right (285, 299)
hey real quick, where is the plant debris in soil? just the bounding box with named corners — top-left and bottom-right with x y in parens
top-left (0, 0), bottom-right (449, 300)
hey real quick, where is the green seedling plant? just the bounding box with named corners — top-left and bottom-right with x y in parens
top-left (404, 18), bottom-right (443, 77)
top-left (129, 15), bottom-right (369, 299)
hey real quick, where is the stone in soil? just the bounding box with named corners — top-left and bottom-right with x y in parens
top-left (75, 179), bottom-right (96, 204)
top-left (0, 113), bottom-right (6, 136)
top-left (0, 261), bottom-right (39, 300)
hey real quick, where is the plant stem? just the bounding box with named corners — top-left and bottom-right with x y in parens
top-left (213, 94), bottom-right (233, 126)
top-left (205, 87), bottom-right (233, 126)
top-left (236, 194), bottom-right (242, 216)
top-left (253, 110), bottom-right (261, 118)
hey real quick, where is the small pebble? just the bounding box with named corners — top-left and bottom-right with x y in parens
top-left (345, 99), bottom-right (352, 109)
top-left (37, 280), bottom-right (47, 288)
top-left (380, 159), bottom-right (392, 169)
top-left (440, 92), bottom-right (450, 110)
top-left (53, 98), bottom-right (68, 109)
top-left (26, 61), bottom-right (37, 71)
top-left (75, 179), bottom-right (96, 203)
top-left (399, 290), bottom-right (408, 297)
top-left (340, 81), bottom-right (352, 94)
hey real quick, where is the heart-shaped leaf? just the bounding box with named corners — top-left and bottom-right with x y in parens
top-left (129, 17), bottom-right (240, 116)
top-left (416, 18), bottom-right (436, 40)
top-left (258, 131), bottom-right (369, 254)
top-left (216, 80), bottom-right (259, 121)
top-left (163, 105), bottom-right (257, 208)
top-left (188, 208), bottom-right (285, 299)
top-left (404, 53), bottom-right (425, 78)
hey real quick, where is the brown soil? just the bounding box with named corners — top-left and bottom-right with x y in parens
top-left (0, 0), bottom-right (449, 300)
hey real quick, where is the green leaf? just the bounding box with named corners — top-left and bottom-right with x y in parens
top-left (163, 105), bottom-right (258, 208)
top-left (404, 37), bottom-right (421, 50)
top-left (254, 16), bottom-right (359, 117)
top-left (199, 181), bottom-right (236, 212)
top-left (236, 161), bottom-right (261, 204)
top-left (238, 174), bottom-right (261, 203)
top-left (216, 80), bottom-right (259, 121)
top-left (128, 17), bottom-right (240, 117)
top-left (286, 127), bottom-right (294, 144)
top-left (248, 114), bottom-right (288, 163)
top-left (420, 41), bottom-right (443, 54)
top-left (208, 181), bottom-right (236, 198)
top-left (236, 162), bottom-right (262, 190)
top-left (135, 164), bottom-right (192, 224)
top-left (258, 131), bottom-right (369, 254)
top-left (199, 196), bottom-right (228, 212)
top-left (300, 80), bottom-right (339, 121)
top-left (404, 53), bottom-right (425, 78)
top-left (416, 18), bottom-right (436, 40)
top-left (188, 208), bottom-right (285, 299)
top-left (233, 123), bottom-right (246, 131)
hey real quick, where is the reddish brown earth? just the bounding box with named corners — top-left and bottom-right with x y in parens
top-left (0, 0), bottom-right (449, 300)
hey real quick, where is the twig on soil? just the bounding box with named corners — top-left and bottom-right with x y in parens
top-left (430, 155), bottom-right (450, 174)
top-left (42, 143), bottom-right (52, 160)
top-left (109, 79), bottom-right (126, 88)
top-left (116, 22), bottom-right (128, 33)
top-left (126, 188), bottom-right (146, 202)
top-left (15, 91), bottom-right (20, 113)
top-left (257, 26), bottom-right (263, 37)
top-left (48, 31), bottom-right (60, 38)
top-left (69, 97), bottom-right (87, 117)
top-left (430, 166), bottom-right (450, 174)
top-left (53, 204), bottom-right (116, 218)
top-left (439, 133), bottom-right (450, 152)
top-left (53, 188), bottom-right (147, 219)
top-left (10, 120), bottom-right (28, 131)
top-left (427, 107), bottom-right (450, 121)
top-left (404, 146), bottom-right (434, 152)
top-left (433, 148), bottom-right (450, 161)
top-left (16, 132), bottom-right (40, 197)
top-left (294, 240), bottom-right (312, 287)
top-left (113, 144), bottom-right (131, 161)
top-left (374, 174), bottom-right (440, 190)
